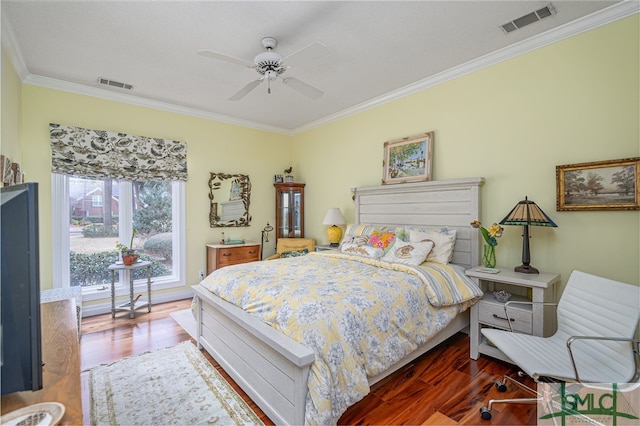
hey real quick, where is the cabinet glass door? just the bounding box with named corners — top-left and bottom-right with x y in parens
top-left (275, 183), bottom-right (304, 240)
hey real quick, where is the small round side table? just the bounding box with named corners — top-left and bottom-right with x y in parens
top-left (107, 260), bottom-right (152, 319)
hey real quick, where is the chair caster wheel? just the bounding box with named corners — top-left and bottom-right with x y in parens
top-left (480, 406), bottom-right (492, 420)
top-left (496, 381), bottom-right (507, 392)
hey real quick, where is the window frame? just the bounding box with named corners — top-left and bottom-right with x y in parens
top-left (52, 174), bottom-right (186, 300)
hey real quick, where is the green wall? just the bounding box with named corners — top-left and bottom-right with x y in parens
top-left (294, 15), bottom-right (639, 287)
top-left (3, 15), bottom-right (639, 297)
top-left (1, 49), bottom-right (22, 162)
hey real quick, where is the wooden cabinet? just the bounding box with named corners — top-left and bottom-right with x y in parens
top-left (206, 242), bottom-right (260, 275)
top-left (274, 182), bottom-right (305, 241)
top-left (465, 266), bottom-right (560, 363)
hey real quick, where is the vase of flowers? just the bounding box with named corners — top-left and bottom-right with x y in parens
top-left (471, 220), bottom-right (503, 268)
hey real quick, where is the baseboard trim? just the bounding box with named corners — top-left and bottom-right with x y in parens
top-left (81, 288), bottom-right (194, 317)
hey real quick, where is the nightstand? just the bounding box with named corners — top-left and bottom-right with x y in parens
top-left (315, 244), bottom-right (339, 252)
top-left (465, 266), bottom-right (560, 363)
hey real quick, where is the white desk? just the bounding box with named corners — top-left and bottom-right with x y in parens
top-left (108, 261), bottom-right (152, 319)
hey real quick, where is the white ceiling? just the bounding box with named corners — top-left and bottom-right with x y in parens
top-left (2, 1), bottom-right (634, 134)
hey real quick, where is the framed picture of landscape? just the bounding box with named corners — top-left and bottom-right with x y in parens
top-left (382, 132), bottom-right (433, 185)
top-left (556, 157), bottom-right (639, 211)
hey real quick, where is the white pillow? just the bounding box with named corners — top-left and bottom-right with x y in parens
top-left (340, 243), bottom-right (384, 259)
top-left (409, 230), bottom-right (456, 264)
top-left (382, 239), bottom-right (434, 266)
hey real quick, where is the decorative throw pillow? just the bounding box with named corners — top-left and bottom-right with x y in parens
top-left (406, 226), bottom-right (457, 239)
top-left (340, 243), bottom-right (384, 259)
top-left (280, 248), bottom-right (309, 258)
top-left (340, 224), bottom-right (388, 249)
top-left (338, 234), bottom-right (369, 249)
top-left (382, 240), bottom-right (434, 266)
top-left (366, 231), bottom-right (397, 253)
top-left (409, 230), bottom-right (456, 264)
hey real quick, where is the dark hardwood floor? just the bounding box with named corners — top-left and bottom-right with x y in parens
top-left (80, 299), bottom-right (538, 425)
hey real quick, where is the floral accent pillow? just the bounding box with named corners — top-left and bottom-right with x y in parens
top-left (280, 248), bottom-right (309, 258)
top-left (382, 240), bottom-right (434, 266)
top-left (367, 231), bottom-right (397, 253)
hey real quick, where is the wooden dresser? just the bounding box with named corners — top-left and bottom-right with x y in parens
top-left (1, 299), bottom-right (82, 425)
top-left (206, 242), bottom-right (260, 275)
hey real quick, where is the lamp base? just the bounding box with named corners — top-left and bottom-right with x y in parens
top-left (515, 264), bottom-right (539, 274)
top-left (329, 243), bottom-right (339, 247)
top-left (326, 225), bottom-right (343, 246)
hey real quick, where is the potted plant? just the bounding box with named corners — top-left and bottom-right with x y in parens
top-left (116, 229), bottom-right (138, 266)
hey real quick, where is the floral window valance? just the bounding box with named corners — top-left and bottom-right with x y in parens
top-left (49, 123), bottom-right (187, 181)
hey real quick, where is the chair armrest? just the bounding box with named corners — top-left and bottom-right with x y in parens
top-left (502, 301), bottom-right (558, 332)
top-left (565, 336), bottom-right (640, 382)
top-left (264, 254), bottom-right (280, 261)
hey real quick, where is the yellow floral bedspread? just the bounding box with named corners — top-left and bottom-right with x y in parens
top-left (198, 252), bottom-right (482, 425)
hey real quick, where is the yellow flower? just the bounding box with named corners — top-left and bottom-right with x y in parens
top-left (487, 224), bottom-right (503, 238)
top-left (470, 220), bottom-right (503, 247)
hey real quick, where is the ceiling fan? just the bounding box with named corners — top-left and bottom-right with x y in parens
top-left (199, 37), bottom-right (328, 101)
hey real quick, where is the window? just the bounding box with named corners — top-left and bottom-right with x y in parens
top-left (52, 174), bottom-right (185, 296)
top-left (91, 194), bottom-right (103, 208)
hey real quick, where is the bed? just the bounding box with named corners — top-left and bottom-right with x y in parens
top-left (191, 177), bottom-right (485, 425)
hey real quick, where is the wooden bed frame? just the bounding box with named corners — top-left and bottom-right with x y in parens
top-left (192, 177), bottom-right (484, 425)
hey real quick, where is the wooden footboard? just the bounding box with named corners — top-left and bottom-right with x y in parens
top-left (192, 284), bottom-right (469, 424)
top-left (191, 284), bottom-right (314, 425)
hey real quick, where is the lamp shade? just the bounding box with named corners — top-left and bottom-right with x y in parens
top-left (322, 208), bottom-right (346, 246)
top-left (322, 208), bottom-right (346, 226)
top-left (499, 197), bottom-right (557, 274)
top-left (499, 197), bottom-right (558, 228)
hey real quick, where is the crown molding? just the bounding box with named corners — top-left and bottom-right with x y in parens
top-left (292, 1), bottom-right (639, 135)
top-left (1, 11), bottom-right (29, 80)
top-left (22, 75), bottom-right (294, 135)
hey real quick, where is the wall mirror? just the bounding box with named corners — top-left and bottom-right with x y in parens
top-left (209, 172), bottom-right (252, 227)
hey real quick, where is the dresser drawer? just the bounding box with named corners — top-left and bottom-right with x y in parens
top-left (216, 245), bottom-right (260, 267)
top-left (478, 300), bottom-right (532, 334)
top-left (206, 243), bottom-right (261, 274)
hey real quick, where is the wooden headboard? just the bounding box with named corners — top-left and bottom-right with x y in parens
top-left (352, 177), bottom-right (485, 269)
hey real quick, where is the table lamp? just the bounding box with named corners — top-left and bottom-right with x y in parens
top-left (499, 196), bottom-right (557, 274)
top-left (322, 208), bottom-right (346, 247)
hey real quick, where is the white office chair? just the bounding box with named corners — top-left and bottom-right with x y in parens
top-left (479, 270), bottom-right (640, 420)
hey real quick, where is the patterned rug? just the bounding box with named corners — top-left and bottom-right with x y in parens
top-left (90, 341), bottom-right (264, 425)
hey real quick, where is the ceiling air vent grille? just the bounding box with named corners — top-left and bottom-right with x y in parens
top-left (501, 3), bottom-right (556, 34)
top-left (97, 77), bottom-right (133, 90)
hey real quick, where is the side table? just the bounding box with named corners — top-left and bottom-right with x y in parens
top-left (465, 266), bottom-right (560, 363)
top-left (108, 261), bottom-right (152, 319)
top-left (315, 244), bottom-right (339, 252)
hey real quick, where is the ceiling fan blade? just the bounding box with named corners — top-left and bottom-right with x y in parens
top-left (282, 77), bottom-right (324, 100)
top-left (283, 42), bottom-right (328, 68)
top-left (229, 79), bottom-right (262, 101)
top-left (198, 50), bottom-right (254, 68)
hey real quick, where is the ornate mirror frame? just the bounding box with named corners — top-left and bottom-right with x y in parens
top-left (209, 172), bottom-right (252, 227)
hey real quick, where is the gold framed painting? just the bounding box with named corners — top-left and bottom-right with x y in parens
top-left (382, 132), bottom-right (434, 185)
top-left (556, 157), bottom-right (639, 211)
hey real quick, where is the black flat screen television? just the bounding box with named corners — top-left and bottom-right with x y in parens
top-left (1, 182), bottom-right (42, 395)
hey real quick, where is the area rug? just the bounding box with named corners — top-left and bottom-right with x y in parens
top-left (90, 341), bottom-right (263, 425)
top-left (170, 308), bottom-right (198, 340)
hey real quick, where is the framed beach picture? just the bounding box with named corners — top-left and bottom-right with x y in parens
top-left (556, 157), bottom-right (639, 211)
top-left (382, 132), bottom-right (434, 185)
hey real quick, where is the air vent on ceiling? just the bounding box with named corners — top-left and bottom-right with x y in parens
top-left (500, 3), bottom-right (556, 34)
top-left (97, 77), bottom-right (133, 90)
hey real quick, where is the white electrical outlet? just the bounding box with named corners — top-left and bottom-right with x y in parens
top-left (199, 270), bottom-right (205, 279)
